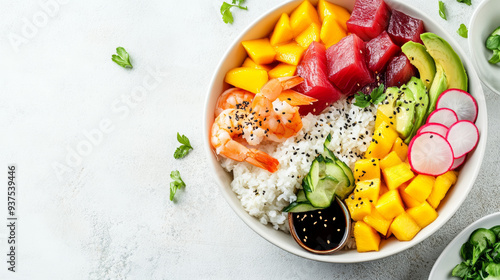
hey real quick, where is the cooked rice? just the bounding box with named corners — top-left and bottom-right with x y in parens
top-left (220, 97), bottom-right (377, 232)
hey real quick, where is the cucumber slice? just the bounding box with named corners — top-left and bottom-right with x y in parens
top-left (469, 228), bottom-right (497, 251)
top-left (489, 225), bottom-right (500, 239)
top-left (296, 189), bottom-right (308, 203)
top-left (282, 201), bottom-right (321, 213)
top-left (323, 134), bottom-right (339, 161)
top-left (305, 176), bottom-right (339, 208)
top-left (335, 159), bottom-right (354, 188)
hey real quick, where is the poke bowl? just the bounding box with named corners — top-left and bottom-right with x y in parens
top-left (203, 0), bottom-right (487, 263)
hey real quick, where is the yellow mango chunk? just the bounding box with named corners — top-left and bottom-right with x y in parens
top-left (382, 162), bottom-right (414, 190)
top-left (405, 174), bottom-right (435, 203)
top-left (379, 181), bottom-right (389, 196)
top-left (363, 206), bottom-right (393, 236)
top-left (273, 42), bottom-right (306, 66)
top-left (346, 196), bottom-right (372, 221)
top-left (399, 183), bottom-right (421, 208)
top-left (295, 23), bottom-right (321, 49)
top-left (390, 212), bottom-right (421, 241)
top-left (320, 15), bottom-right (347, 48)
top-left (441, 170), bottom-right (458, 185)
top-left (224, 67), bottom-right (268, 94)
top-left (375, 109), bottom-right (397, 131)
top-left (270, 13), bottom-right (294, 46)
top-left (427, 171), bottom-right (457, 209)
top-left (241, 38), bottom-right (276, 65)
top-left (268, 63), bottom-right (297, 79)
top-left (290, 0), bottom-right (321, 37)
top-left (380, 151), bottom-right (403, 170)
top-left (375, 189), bottom-right (405, 220)
top-left (317, 0), bottom-right (351, 29)
top-left (354, 221), bottom-right (381, 252)
top-left (391, 137), bottom-right (409, 162)
top-left (241, 57), bottom-right (273, 72)
top-left (365, 121), bottom-right (399, 159)
top-left (407, 202), bottom-right (438, 228)
top-left (354, 178), bottom-right (380, 204)
top-left (354, 158), bottom-right (380, 183)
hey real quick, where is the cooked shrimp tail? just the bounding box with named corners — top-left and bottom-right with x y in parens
top-left (278, 89), bottom-right (318, 106)
top-left (277, 76), bottom-right (305, 90)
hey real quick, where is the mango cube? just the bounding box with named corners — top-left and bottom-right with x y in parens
top-left (405, 174), bottom-right (435, 203)
top-left (379, 181), bottom-right (389, 196)
top-left (365, 121), bottom-right (399, 159)
top-left (317, 0), bottom-right (351, 29)
top-left (224, 67), bottom-right (268, 94)
top-left (273, 42), bottom-right (306, 66)
top-left (427, 171), bottom-right (457, 209)
top-left (270, 13), bottom-right (294, 46)
top-left (320, 15), bottom-right (347, 48)
top-left (380, 151), bottom-right (403, 170)
top-left (390, 212), bottom-right (421, 241)
top-left (375, 109), bottom-right (396, 131)
top-left (346, 195), bottom-right (372, 221)
top-left (289, 0), bottom-right (321, 37)
top-left (391, 137), bottom-right (409, 162)
top-left (268, 63), bottom-right (297, 79)
top-left (354, 178), bottom-right (380, 204)
top-left (399, 183), bottom-right (421, 208)
top-left (407, 202), bottom-right (438, 228)
top-left (375, 189), bottom-right (405, 220)
top-left (241, 38), bottom-right (276, 65)
top-left (382, 162), bottom-right (414, 190)
top-left (363, 206), bottom-right (393, 236)
top-left (354, 221), bottom-right (381, 252)
top-left (295, 23), bottom-right (321, 48)
top-left (354, 158), bottom-right (380, 183)
top-left (241, 57), bottom-right (272, 72)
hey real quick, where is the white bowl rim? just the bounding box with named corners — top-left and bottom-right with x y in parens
top-left (203, 0), bottom-right (488, 263)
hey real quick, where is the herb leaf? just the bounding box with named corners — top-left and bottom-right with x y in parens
top-left (112, 47), bottom-right (133, 68)
top-left (486, 35), bottom-right (500, 50)
top-left (353, 84), bottom-right (386, 108)
top-left (220, 0), bottom-right (247, 24)
top-left (353, 92), bottom-right (371, 108)
top-left (370, 84), bottom-right (386, 105)
top-left (169, 170), bottom-right (186, 201)
top-left (439, 1), bottom-right (447, 20)
top-left (457, 24), bottom-right (468, 38)
top-left (174, 133), bottom-right (193, 159)
top-left (489, 49), bottom-right (500, 64)
top-left (456, 0), bottom-right (472, 6)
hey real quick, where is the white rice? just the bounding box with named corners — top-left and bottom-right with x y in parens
top-left (220, 97), bottom-right (377, 232)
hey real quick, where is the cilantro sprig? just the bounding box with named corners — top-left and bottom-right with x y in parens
top-left (439, 1), bottom-right (447, 20)
top-left (457, 24), bottom-right (468, 38)
top-left (353, 84), bottom-right (386, 108)
top-left (169, 170), bottom-right (186, 201)
top-left (220, 0), bottom-right (248, 24)
top-left (456, 0), bottom-right (471, 6)
top-left (112, 47), bottom-right (133, 69)
top-left (486, 27), bottom-right (500, 64)
top-left (174, 133), bottom-right (193, 159)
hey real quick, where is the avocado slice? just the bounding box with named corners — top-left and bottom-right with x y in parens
top-left (377, 87), bottom-right (401, 118)
top-left (402, 42), bottom-right (437, 91)
top-left (395, 85), bottom-right (416, 140)
top-left (405, 77), bottom-right (429, 144)
top-left (426, 64), bottom-right (448, 117)
top-left (420, 32), bottom-right (468, 91)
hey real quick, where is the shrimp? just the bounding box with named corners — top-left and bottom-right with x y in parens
top-left (211, 109), bottom-right (279, 173)
top-left (214, 88), bottom-right (255, 118)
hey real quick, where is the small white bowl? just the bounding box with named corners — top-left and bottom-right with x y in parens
top-left (204, 0), bottom-right (488, 263)
top-left (469, 0), bottom-right (500, 95)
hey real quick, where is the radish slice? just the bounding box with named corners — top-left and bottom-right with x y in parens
top-left (417, 123), bottom-right (449, 137)
top-left (427, 108), bottom-right (458, 127)
top-left (436, 89), bottom-right (478, 122)
top-left (408, 132), bottom-right (454, 176)
top-left (451, 155), bottom-right (466, 170)
top-left (446, 120), bottom-right (479, 158)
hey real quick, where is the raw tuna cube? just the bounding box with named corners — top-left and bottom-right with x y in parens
top-left (346, 0), bottom-right (391, 41)
top-left (296, 41), bottom-right (342, 115)
top-left (387, 10), bottom-right (425, 46)
top-left (326, 34), bottom-right (374, 95)
top-left (365, 31), bottom-right (400, 73)
top-left (385, 54), bottom-right (417, 87)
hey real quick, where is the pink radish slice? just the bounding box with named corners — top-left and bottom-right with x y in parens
top-left (408, 132), bottom-right (454, 176)
top-left (417, 123), bottom-right (449, 137)
top-left (451, 155), bottom-right (466, 170)
top-left (436, 89), bottom-right (478, 122)
top-left (446, 120), bottom-right (479, 158)
top-left (427, 108), bottom-right (458, 127)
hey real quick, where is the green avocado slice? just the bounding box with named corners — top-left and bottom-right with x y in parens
top-left (395, 85), bottom-right (416, 140)
top-left (402, 41), bottom-right (437, 91)
top-left (405, 77), bottom-right (429, 144)
top-left (426, 64), bottom-right (448, 117)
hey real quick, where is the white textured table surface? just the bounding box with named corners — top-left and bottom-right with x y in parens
top-left (0, 0), bottom-right (499, 279)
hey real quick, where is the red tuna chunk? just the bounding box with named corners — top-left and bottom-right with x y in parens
top-left (346, 0), bottom-right (391, 41)
top-left (385, 53), bottom-right (417, 87)
top-left (326, 34), bottom-right (374, 95)
top-left (365, 31), bottom-right (400, 73)
top-left (296, 42), bottom-right (342, 115)
top-left (387, 10), bottom-right (425, 45)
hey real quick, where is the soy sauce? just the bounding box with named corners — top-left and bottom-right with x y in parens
top-left (291, 200), bottom-right (347, 251)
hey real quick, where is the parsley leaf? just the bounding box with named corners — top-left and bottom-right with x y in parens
top-left (370, 84), bottom-right (386, 105)
top-left (112, 47), bottom-right (133, 68)
top-left (486, 35), bottom-right (500, 50)
top-left (353, 92), bottom-right (371, 108)
top-left (457, 24), bottom-right (468, 38)
top-left (489, 49), bottom-right (500, 64)
top-left (169, 170), bottom-right (186, 201)
top-left (456, 0), bottom-right (472, 6)
top-left (439, 1), bottom-right (447, 20)
top-left (174, 133), bottom-right (193, 159)
top-left (220, 0), bottom-right (248, 24)
top-left (353, 84), bottom-right (386, 108)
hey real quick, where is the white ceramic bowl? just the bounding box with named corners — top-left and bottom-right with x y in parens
top-left (469, 0), bottom-right (500, 95)
top-left (203, 0), bottom-right (488, 263)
